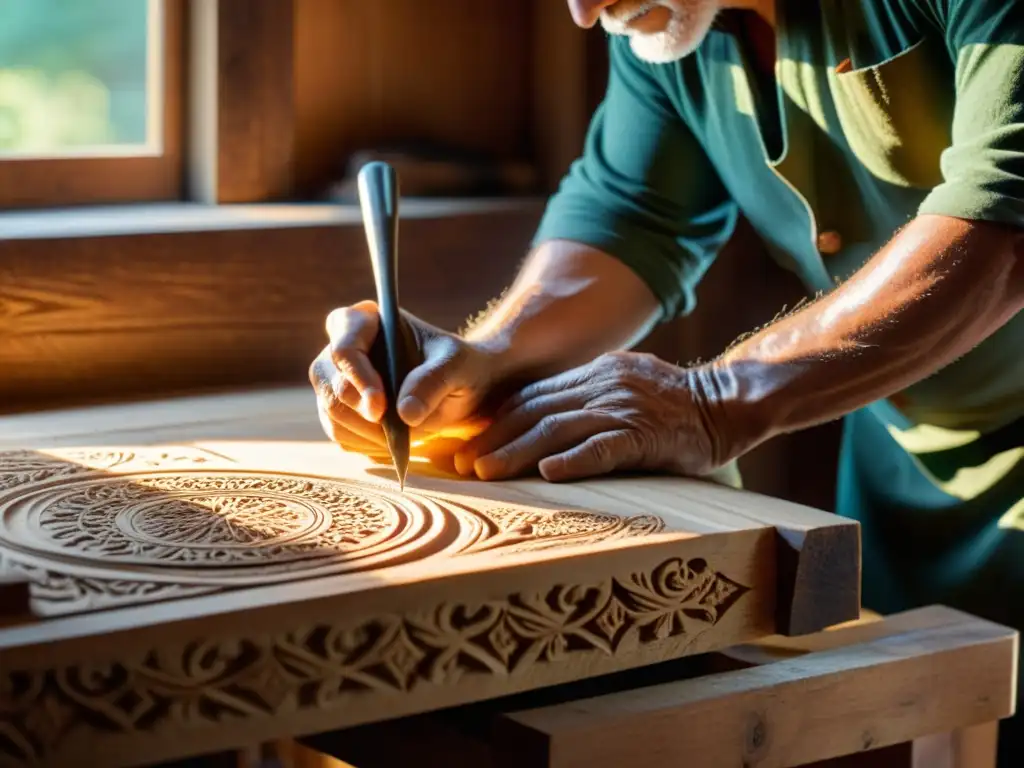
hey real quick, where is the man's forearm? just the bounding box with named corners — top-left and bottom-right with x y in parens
top-left (465, 238), bottom-right (662, 382)
top-left (705, 214), bottom-right (1024, 457)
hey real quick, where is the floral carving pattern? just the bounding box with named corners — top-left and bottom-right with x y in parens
top-left (0, 450), bottom-right (136, 494)
top-left (0, 557), bottom-right (749, 766)
top-left (457, 504), bottom-right (664, 555)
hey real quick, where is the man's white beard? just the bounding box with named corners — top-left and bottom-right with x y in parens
top-left (601, 1), bottom-right (720, 64)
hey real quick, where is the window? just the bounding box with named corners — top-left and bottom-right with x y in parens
top-left (0, 0), bottom-right (183, 208)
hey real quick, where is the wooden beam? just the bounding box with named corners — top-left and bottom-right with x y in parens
top-left (913, 722), bottom-right (1000, 768)
top-left (190, 0), bottom-right (296, 203)
top-left (496, 606), bottom-right (1016, 767)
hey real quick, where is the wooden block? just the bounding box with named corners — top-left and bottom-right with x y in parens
top-left (488, 606), bottom-right (1017, 768)
top-left (0, 387), bottom-right (859, 638)
top-left (0, 390), bottom-right (858, 766)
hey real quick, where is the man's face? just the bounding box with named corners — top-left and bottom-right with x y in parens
top-left (567, 0), bottom-right (722, 63)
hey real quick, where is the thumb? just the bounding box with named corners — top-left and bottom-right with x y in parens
top-left (396, 336), bottom-right (466, 427)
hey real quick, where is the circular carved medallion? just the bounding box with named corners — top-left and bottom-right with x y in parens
top-left (0, 464), bottom-right (664, 597)
top-left (0, 471), bottom-right (448, 585)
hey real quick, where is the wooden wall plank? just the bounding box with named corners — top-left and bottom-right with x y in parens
top-left (531, 0), bottom-right (591, 192)
top-left (0, 203), bottom-right (543, 411)
top-left (293, 0), bottom-right (533, 199)
top-left (217, 0), bottom-right (296, 202)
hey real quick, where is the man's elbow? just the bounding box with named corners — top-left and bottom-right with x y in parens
top-left (977, 216), bottom-right (1024, 314)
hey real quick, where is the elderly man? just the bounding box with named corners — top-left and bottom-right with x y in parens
top-left (310, 0), bottom-right (1023, 759)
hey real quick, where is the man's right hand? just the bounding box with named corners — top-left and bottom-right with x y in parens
top-left (308, 300), bottom-right (503, 459)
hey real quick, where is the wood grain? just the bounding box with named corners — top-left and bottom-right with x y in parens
top-left (0, 202), bottom-right (543, 411)
top-left (495, 606), bottom-right (1016, 768)
top-left (215, 0), bottom-right (296, 203)
top-left (0, 388), bottom-right (322, 449)
top-left (531, 0), bottom-right (591, 191)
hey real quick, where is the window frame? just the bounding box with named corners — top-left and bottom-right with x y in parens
top-left (0, 0), bottom-right (186, 210)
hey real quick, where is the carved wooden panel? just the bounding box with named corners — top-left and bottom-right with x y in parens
top-left (0, 441), bottom-right (858, 766)
top-left (0, 447), bottom-right (670, 617)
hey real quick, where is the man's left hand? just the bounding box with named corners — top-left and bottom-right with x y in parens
top-left (453, 351), bottom-right (732, 482)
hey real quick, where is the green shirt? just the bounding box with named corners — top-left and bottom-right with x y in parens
top-left (533, 0), bottom-right (1024, 437)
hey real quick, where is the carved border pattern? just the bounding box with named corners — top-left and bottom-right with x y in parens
top-left (0, 556), bottom-right (749, 765)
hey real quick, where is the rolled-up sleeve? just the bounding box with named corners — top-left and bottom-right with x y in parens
top-left (532, 36), bottom-right (737, 320)
top-left (917, 0), bottom-right (1024, 226)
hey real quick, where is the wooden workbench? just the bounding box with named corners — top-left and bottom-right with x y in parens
top-left (0, 387), bottom-right (1015, 768)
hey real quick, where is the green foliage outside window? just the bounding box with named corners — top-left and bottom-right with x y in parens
top-left (0, 0), bottom-right (152, 154)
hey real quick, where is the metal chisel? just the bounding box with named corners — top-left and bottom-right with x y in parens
top-left (357, 161), bottom-right (411, 489)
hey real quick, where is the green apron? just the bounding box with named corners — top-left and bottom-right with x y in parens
top-left (838, 405), bottom-right (1024, 762)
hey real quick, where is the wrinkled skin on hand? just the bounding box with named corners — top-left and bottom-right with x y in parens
top-left (308, 300), bottom-right (498, 467)
top-left (454, 351), bottom-right (728, 483)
